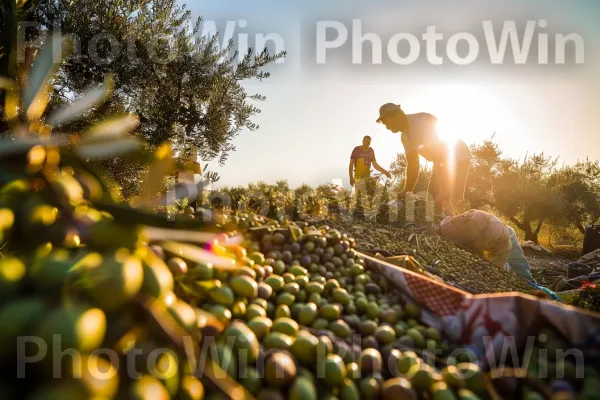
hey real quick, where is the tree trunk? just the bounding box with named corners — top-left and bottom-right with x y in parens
top-left (510, 216), bottom-right (539, 243)
top-left (534, 219), bottom-right (544, 236)
top-left (524, 227), bottom-right (538, 243)
top-left (0, 0), bottom-right (17, 135)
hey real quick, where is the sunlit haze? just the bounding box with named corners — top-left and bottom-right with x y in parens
top-left (186, 0), bottom-right (600, 189)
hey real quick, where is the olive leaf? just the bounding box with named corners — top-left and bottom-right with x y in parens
top-left (143, 226), bottom-right (219, 244)
top-left (0, 78), bottom-right (19, 123)
top-left (75, 137), bottom-right (140, 159)
top-left (134, 143), bottom-right (175, 208)
top-left (289, 224), bottom-right (302, 242)
top-left (160, 241), bottom-right (238, 269)
top-left (0, 78), bottom-right (17, 91)
top-left (84, 114), bottom-right (140, 140)
top-left (0, 136), bottom-right (69, 158)
top-left (74, 113), bottom-right (141, 158)
top-left (47, 75), bottom-right (115, 127)
top-left (24, 34), bottom-right (74, 121)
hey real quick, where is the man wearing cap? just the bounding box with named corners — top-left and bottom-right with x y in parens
top-left (376, 103), bottom-right (471, 215)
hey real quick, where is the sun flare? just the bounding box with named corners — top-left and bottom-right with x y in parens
top-left (399, 84), bottom-right (523, 149)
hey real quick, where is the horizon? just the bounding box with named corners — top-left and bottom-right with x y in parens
top-left (184, 0), bottom-right (600, 189)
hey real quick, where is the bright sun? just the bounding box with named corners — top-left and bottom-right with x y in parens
top-left (401, 84), bottom-right (523, 148)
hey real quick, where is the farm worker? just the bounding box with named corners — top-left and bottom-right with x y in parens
top-left (434, 209), bottom-right (536, 284)
top-left (349, 135), bottom-right (392, 186)
top-left (349, 135), bottom-right (392, 200)
top-left (176, 147), bottom-right (201, 210)
top-left (376, 103), bottom-right (472, 216)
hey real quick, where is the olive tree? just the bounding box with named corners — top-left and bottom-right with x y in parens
top-left (465, 137), bottom-right (503, 210)
top-left (492, 154), bottom-right (565, 243)
top-left (18, 0), bottom-right (284, 196)
top-left (549, 159), bottom-right (600, 233)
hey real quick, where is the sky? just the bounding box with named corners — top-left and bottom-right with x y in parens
top-left (183, 0), bottom-right (600, 189)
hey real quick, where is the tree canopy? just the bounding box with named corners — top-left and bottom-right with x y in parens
top-left (8, 0), bottom-right (284, 195)
top-left (389, 144), bottom-right (599, 243)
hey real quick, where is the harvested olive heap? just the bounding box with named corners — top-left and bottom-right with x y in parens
top-left (208, 216), bottom-right (600, 400)
top-left (307, 218), bottom-right (535, 295)
top-left (1, 172), bottom-right (600, 400)
top-left (0, 176), bottom-right (224, 397)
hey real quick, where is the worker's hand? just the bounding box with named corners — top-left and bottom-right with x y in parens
top-left (398, 189), bottom-right (409, 199)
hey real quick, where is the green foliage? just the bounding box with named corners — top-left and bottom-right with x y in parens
top-left (492, 153), bottom-right (565, 243)
top-left (290, 184), bottom-right (313, 220)
top-left (275, 180), bottom-right (294, 215)
top-left (549, 159), bottom-right (600, 233)
top-left (316, 183), bottom-right (343, 215)
top-left (390, 134), bottom-right (599, 243)
top-left (389, 153), bottom-right (433, 200)
top-left (304, 193), bottom-right (323, 217)
top-left (352, 191), bottom-right (365, 221)
top-left (376, 183), bottom-right (391, 225)
top-left (23, 0), bottom-right (285, 193)
top-left (465, 136), bottom-right (503, 209)
top-left (218, 186), bottom-right (248, 214)
top-left (339, 187), bottom-right (353, 211)
top-left (0, 28), bottom-right (212, 252)
top-left (293, 184), bottom-right (325, 219)
top-left (205, 139), bottom-right (599, 247)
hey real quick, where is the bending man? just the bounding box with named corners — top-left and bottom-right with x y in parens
top-left (376, 103), bottom-right (471, 215)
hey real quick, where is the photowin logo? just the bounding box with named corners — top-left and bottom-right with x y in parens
top-left (316, 19), bottom-right (584, 66)
top-left (16, 18), bottom-right (287, 67)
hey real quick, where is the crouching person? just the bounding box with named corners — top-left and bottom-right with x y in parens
top-left (433, 209), bottom-right (536, 283)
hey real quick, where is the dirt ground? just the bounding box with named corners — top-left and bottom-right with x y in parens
top-left (525, 246), bottom-right (581, 288)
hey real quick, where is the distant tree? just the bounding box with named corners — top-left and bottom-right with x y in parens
top-left (247, 181), bottom-right (269, 215)
top-left (549, 159), bottom-right (600, 233)
top-left (264, 185), bottom-right (281, 219)
top-left (275, 180), bottom-right (290, 192)
top-left (316, 184), bottom-right (340, 215)
top-left (219, 186), bottom-right (247, 213)
top-left (275, 180), bottom-right (294, 215)
top-left (466, 136), bottom-right (503, 209)
top-left (290, 184), bottom-right (313, 220)
top-left (492, 153), bottom-right (565, 243)
top-left (304, 192), bottom-right (323, 217)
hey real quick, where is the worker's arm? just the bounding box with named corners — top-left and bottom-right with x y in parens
top-left (349, 159), bottom-right (356, 186)
top-left (372, 161), bottom-right (391, 178)
top-left (370, 148), bottom-right (391, 178)
top-left (402, 150), bottom-right (420, 194)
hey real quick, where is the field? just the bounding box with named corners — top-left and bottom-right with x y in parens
top-left (1, 1), bottom-right (600, 400)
